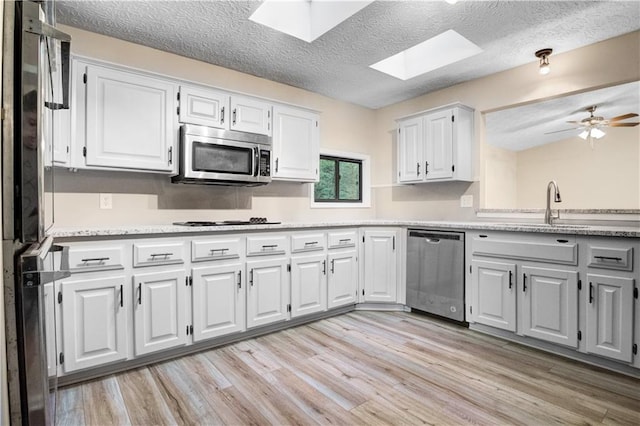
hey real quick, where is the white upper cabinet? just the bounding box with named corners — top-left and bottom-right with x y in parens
top-left (230, 95), bottom-right (272, 136)
top-left (397, 117), bottom-right (423, 183)
top-left (396, 104), bottom-right (474, 183)
top-left (179, 85), bottom-right (229, 128)
top-left (271, 105), bottom-right (320, 182)
top-left (83, 63), bottom-right (177, 172)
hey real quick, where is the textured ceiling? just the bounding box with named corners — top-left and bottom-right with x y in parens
top-left (485, 81), bottom-right (640, 151)
top-left (56, 1), bottom-right (640, 109)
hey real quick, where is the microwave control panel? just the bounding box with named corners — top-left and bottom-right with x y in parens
top-left (259, 150), bottom-right (271, 177)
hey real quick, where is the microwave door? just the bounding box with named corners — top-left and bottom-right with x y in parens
top-left (189, 138), bottom-right (256, 182)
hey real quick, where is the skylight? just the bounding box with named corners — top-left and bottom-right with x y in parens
top-left (249, 0), bottom-right (374, 43)
top-left (370, 30), bottom-right (483, 80)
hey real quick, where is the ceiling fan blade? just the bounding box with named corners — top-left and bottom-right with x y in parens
top-left (544, 128), bottom-right (580, 134)
top-left (609, 113), bottom-right (639, 122)
top-left (609, 122), bottom-right (639, 127)
top-left (565, 120), bottom-right (581, 124)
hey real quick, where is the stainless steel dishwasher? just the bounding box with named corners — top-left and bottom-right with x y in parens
top-left (407, 229), bottom-right (465, 322)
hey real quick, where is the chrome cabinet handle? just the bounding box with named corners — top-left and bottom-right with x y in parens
top-left (417, 162), bottom-right (420, 176)
top-left (209, 248), bottom-right (229, 255)
top-left (589, 282), bottom-right (594, 303)
top-left (249, 269), bottom-right (254, 287)
top-left (137, 283), bottom-right (142, 305)
top-left (304, 241), bottom-right (318, 247)
top-left (81, 257), bottom-right (109, 264)
top-left (168, 146), bottom-right (173, 165)
top-left (275, 158), bottom-right (279, 173)
top-left (425, 161), bottom-right (429, 175)
top-left (338, 239), bottom-right (351, 244)
top-left (261, 245), bottom-right (277, 251)
top-left (232, 108), bottom-right (237, 125)
top-left (508, 270), bottom-right (513, 289)
top-left (322, 260), bottom-right (326, 275)
top-left (522, 273), bottom-right (527, 292)
top-left (120, 285), bottom-right (123, 307)
top-left (331, 259), bottom-right (335, 274)
top-left (594, 256), bottom-right (622, 262)
top-left (220, 106), bottom-right (225, 124)
top-left (237, 270), bottom-right (242, 289)
top-left (150, 253), bottom-right (173, 259)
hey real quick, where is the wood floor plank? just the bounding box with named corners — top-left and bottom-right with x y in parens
top-left (57, 311), bottom-right (640, 425)
top-left (55, 385), bottom-right (85, 426)
top-left (81, 376), bottom-right (131, 426)
top-left (116, 368), bottom-right (177, 425)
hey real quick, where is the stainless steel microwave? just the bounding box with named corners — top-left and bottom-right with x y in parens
top-left (172, 124), bottom-right (271, 186)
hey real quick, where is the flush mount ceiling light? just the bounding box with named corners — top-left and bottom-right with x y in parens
top-left (535, 48), bottom-right (552, 75)
top-left (249, 0), bottom-right (374, 43)
top-left (369, 29), bottom-right (483, 80)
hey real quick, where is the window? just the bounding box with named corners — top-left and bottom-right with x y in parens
top-left (311, 150), bottom-right (370, 208)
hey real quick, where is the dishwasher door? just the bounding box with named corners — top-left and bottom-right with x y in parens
top-left (407, 229), bottom-right (465, 322)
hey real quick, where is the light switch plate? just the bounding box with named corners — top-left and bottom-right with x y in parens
top-left (460, 195), bottom-right (473, 208)
top-left (99, 193), bottom-right (113, 209)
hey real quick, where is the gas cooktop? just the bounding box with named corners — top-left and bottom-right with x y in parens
top-left (173, 218), bottom-right (280, 227)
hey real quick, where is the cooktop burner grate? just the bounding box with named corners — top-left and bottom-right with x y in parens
top-left (173, 218), bottom-right (280, 227)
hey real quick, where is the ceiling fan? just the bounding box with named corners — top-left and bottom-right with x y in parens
top-left (546, 105), bottom-right (639, 147)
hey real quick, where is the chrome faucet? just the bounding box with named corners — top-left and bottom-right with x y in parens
top-left (545, 180), bottom-right (562, 225)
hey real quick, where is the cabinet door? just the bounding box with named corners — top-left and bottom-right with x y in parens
top-left (424, 109), bottom-right (453, 180)
top-left (291, 253), bottom-right (327, 318)
top-left (61, 275), bottom-right (127, 373)
top-left (521, 266), bottom-right (578, 348)
top-left (586, 274), bottom-right (634, 362)
top-left (85, 64), bottom-right (176, 171)
top-left (133, 269), bottom-right (187, 356)
top-left (328, 250), bottom-right (358, 309)
top-left (397, 117), bottom-right (423, 183)
top-left (472, 260), bottom-right (516, 332)
top-left (246, 257), bottom-right (289, 328)
top-left (230, 95), bottom-right (271, 136)
top-left (272, 105), bottom-right (319, 182)
top-left (179, 85), bottom-right (229, 128)
top-left (363, 230), bottom-right (397, 303)
top-left (192, 263), bottom-right (245, 342)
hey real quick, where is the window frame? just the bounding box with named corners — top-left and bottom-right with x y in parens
top-left (310, 149), bottom-right (371, 209)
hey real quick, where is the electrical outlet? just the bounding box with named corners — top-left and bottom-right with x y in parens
top-left (460, 195), bottom-right (473, 208)
top-left (99, 193), bottom-right (113, 209)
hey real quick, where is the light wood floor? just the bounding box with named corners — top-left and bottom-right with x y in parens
top-left (55, 311), bottom-right (640, 425)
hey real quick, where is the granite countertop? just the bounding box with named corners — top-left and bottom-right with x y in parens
top-left (50, 220), bottom-right (640, 239)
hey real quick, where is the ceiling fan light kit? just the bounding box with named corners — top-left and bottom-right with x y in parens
top-left (535, 48), bottom-right (552, 75)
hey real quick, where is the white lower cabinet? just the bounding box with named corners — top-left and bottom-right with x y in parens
top-left (290, 253), bottom-right (327, 318)
top-left (132, 269), bottom-right (187, 356)
top-left (586, 274), bottom-right (634, 362)
top-left (60, 275), bottom-right (128, 373)
top-left (191, 263), bottom-right (245, 341)
top-left (246, 257), bottom-right (290, 328)
top-left (327, 250), bottom-right (358, 309)
top-left (471, 259), bottom-right (516, 332)
top-left (362, 229), bottom-right (398, 303)
top-left (521, 266), bottom-right (578, 348)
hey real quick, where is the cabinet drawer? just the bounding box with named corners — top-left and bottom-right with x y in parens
top-left (327, 230), bottom-right (358, 249)
top-left (67, 244), bottom-right (125, 272)
top-left (133, 241), bottom-right (186, 267)
top-left (192, 238), bottom-right (242, 262)
top-left (246, 235), bottom-right (288, 256)
top-left (472, 234), bottom-right (577, 265)
top-left (588, 245), bottom-right (633, 271)
top-left (291, 233), bottom-right (326, 252)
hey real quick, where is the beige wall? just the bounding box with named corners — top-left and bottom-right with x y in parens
top-left (54, 25), bottom-right (378, 226)
top-left (373, 31), bottom-right (640, 217)
top-left (515, 127), bottom-right (640, 209)
top-left (483, 144), bottom-right (518, 209)
top-left (53, 27), bottom-right (639, 227)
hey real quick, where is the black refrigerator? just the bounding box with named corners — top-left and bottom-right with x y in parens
top-left (1, 1), bottom-right (70, 424)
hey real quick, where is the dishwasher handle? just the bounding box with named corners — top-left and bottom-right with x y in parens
top-left (408, 230), bottom-right (462, 241)
top-left (425, 238), bottom-right (440, 243)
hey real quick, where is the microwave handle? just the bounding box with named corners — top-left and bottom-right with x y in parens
top-left (253, 147), bottom-right (259, 177)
